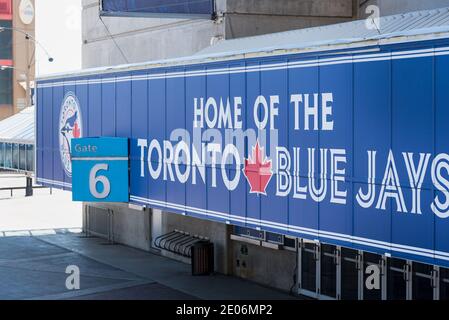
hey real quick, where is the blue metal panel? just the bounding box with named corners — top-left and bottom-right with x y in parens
top-left (245, 61), bottom-right (261, 228)
top-left (42, 87), bottom-right (53, 184)
top-left (391, 56), bottom-right (435, 262)
top-left (130, 74), bottom-right (149, 202)
top-left (185, 67), bottom-right (207, 213)
top-left (435, 53), bottom-right (449, 265)
top-left (62, 84), bottom-right (78, 189)
top-left (101, 80), bottom-right (116, 137)
top-left (36, 88), bottom-right (44, 180)
top-left (52, 85), bottom-right (64, 187)
top-left (318, 61), bottom-right (353, 238)
top-left (260, 59), bottom-right (288, 227)
top-left (88, 81), bottom-right (102, 137)
top-left (76, 84), bottom-right (89, 139)
top-left (165, 70), bottom-right (186, 209)
top-left (229, 62), bottom-right (246, 226)
top-left (287, 57), bottom-right (319, 238)
top-left (392, 57), bottom-right (434, 189)
top-left (353, 59), bottom-right (392, 250)
top-left (116, 77), bottom-right (132, 137)
top-left (147, 75), bottom-right (166, 203)
top-left (206, 64), bottom-right (230, 219)
top-left (36, 38), bottom-right (449, 267)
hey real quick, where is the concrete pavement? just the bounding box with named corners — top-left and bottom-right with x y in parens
top-left (0, 231), bottom-right (298, 300)
top-left (0, 172), bottom-right (297, 300)
top-left (0, 173), bottom-right (82, 233)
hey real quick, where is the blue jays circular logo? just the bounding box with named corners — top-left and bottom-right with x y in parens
top-left (59, 92), bottom-right (83, 177)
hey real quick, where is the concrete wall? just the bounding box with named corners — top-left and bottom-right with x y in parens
top-left (225, 0), bottom-right (356, 38)
top-left (84, 203), bottom-right (151, 251)
top-left (231, 240), bottom-right (297, 292)
top-left (82, 0), bottom-right (225, 68)
top-left (161, 212), bottom-right (231, 275)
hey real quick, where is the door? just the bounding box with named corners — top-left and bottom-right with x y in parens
top-left (363, 252), bottom-right (385, 300)
top-left (387, 258), bottom-right (410, 300)
top-left (440, 267), bottom-right (449, 300)
top-left (299, 239), bottom-right (319, 298)
top-left (341, 248), bottom-right (361, 300)
top-left (411, 262), bottom-right (436, 300)
top-left (320, 244), bottom-right (338, 299)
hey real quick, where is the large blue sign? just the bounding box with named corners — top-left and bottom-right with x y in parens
top-left (36, 38), bottom-right (449, 268)
top-left (100, 0), bottom-right (215, 18)
top-left (71, 137), bottom-right (129, 202)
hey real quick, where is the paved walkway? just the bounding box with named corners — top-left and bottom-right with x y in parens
top-left (0, 173), bottom-right (82, 232)
top-left (0, 172), bottom-right (297, 300)
top-left (0, 231), bottom-right (297, 300)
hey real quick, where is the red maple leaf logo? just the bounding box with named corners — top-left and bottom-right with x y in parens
top-left (73, 122), bottom-right (80, 138)
top-left (242, 141), bottom-right (273, 195)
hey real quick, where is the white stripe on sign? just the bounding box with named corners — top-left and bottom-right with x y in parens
top-left (71, 157), bottom-right (129, 161)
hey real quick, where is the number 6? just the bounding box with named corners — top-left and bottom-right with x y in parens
top-left (89, 163), bottom-right (111, 199)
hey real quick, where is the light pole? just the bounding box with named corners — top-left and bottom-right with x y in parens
top-left (0, 26), bottom-right (54, 109)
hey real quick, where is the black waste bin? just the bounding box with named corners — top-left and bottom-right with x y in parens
top-left (191, 240), bottom-right (214, 276)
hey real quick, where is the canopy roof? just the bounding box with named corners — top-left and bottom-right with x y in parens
top-left (197, 7), bottom-right (449, 57)
top-left (0, 107), bottom-right (34, 145)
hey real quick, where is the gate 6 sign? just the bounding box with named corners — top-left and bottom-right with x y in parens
top-left (71, 137), bottom-right (129, 202)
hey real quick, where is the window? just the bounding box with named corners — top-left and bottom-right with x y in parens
top-left (4, 143), bottom-right (11, 167)
top-left (0, 67), bottom-right (12, 105)
top-left (26, 145), bottom-right (34, 171)
top-left (19, 144), bottom-right (26, 170)
top-left (12, 143), bottom-right (18, 169)
top-left (0, 20), bottom-right (12, 59)
top-left (0, 142), bottom-right (4, 167)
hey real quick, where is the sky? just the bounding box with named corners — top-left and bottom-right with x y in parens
top-left (35, 0), bottom-right (82, 76)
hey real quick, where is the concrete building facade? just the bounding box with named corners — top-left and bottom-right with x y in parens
top-left (79, 0), bottom-right (449, 296)
top-left (81, 0), bottom-right (359, 292)
top-left (82, 0), bottom-right (357, 68)
top-left (0, 0), bottom-right (35, 120)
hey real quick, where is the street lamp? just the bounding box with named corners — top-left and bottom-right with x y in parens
top-left (0, 26), bottom-right (54, 63)
top-left (0, 26), bottom-right (54, 109)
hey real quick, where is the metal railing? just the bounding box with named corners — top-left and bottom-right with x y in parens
top-left (0, 185), bottom-right (52, 198)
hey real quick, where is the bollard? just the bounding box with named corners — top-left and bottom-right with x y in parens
top-left (25, 176), bottom-right (33, 197)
